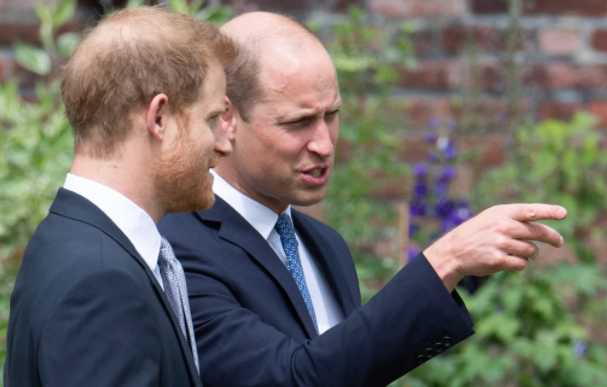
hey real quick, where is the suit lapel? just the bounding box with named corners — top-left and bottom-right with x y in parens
top-left (50, 188), bottom-right (201, 384)
top-left (292, 211), bottom-right (358, 316)
top-left (197, 197), bottom-right (318, 337)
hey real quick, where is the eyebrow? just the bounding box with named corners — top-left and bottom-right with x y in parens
top-left (276, 103), bottom-right (342, 123)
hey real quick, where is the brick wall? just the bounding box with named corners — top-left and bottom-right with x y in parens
top-left (2, 0), bottom-right (607, 172)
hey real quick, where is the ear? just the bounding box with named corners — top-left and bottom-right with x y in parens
top-left (145, 93), bottom-right (169, 140)
top-left (219, 96), bottom-right (238, 141)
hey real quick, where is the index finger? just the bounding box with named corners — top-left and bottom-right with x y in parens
top-left (508, 203), bottom-right (567, 222)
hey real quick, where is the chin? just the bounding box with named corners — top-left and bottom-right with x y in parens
top-left (292, 192), bottom-right (327, 207)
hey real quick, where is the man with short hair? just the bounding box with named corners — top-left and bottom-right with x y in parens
top-left (160, 11), bottom-right (566, 387)
top-left (4, 6), bottom-right (236, 387)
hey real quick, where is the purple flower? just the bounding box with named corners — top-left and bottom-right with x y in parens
top-left (438, 166), bottom-right (456, 184)
top-left (434, 181), bottom-right (448, 199)
top-left (434, 199), bottom-right (455, 219)
top-left (453, 203), bottom-right (472, 223)
top-left (428, 117), bottom-right (442, 131)
top-left (413, 182), bottom-right (428, 198)
top-left (424, 131), bottom-right (438, 144)
top-left (413, 162), bottom-right (428, 178)
top-left (444, 141), bottom-right (457, 160)
top-left (441, 219), bottom-right (458, 233)
top-left (407, 245), bottom-right (421, 261)
top-left (410, 200), bottom-right (426, 217)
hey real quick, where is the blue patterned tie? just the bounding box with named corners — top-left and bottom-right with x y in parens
top-left (158, 237), bottom-right (200, 374)
top-left (275, 214), bottom-right (317, 329)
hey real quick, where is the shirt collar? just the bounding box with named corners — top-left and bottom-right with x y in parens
top-left (63, 173), bottom-right (161, 271)
top-left (212, 170), bottom-right (292, 239)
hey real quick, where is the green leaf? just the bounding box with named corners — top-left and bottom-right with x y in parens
top-left (14, 44), bottom-right (52, 75)
top-left (56, 32), bottom-right (80, 58)
top-left (168, 0), bottom-right (190, 14)
top-left (52, 0), bottom-right (76, 28)
top-left (127, 0), bottom-right (146, 7)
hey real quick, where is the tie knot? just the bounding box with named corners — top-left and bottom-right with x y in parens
top-left (275, 213), bottom-right (295, 238)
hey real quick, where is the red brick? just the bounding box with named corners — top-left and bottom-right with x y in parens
top-left (472, 0), bottom-right (607, 16)
top-left (396, 133), bottom-right (432, 163)
top-left (410, 29), bottom-right (436, 58)
top-left (0, 23), bottom-right (39, 44)
top-left (588, 101), bottom-right (607, 128)
top-left (470, 0), bottom-right (509, 14)
top-left (523, 0), bottom-right (607, 16)
top-left (402, 98), bottom-right (455, 131)
top-left (539, 28), bottom-right (583, 56)
top-left (0, 54), bottom-right (16, 82)
top-left (538, 101), bottom-right (582, 122)
top-left (227, 0), bottom-right (319, 14)
top-left (524, 0), bottom-right (607, 17)
top-left (369, 0), bottom-right (467, 19)
top-left (442, 24), bottom-right (505, 55)
top-left (591, 29), bottom-right (607, 53)
top-left (527, 63), bottom-right (607, 89)
top-left (459, 133), bottom-right (509, 167)
top-left (333, 0), bottom-right (365, 11)
top-left (447, 59), bottom-right (515, 93)
top-left (450, 58), bottom-right (540, 95)
top-left (397, 60), bottom-right (454, 91)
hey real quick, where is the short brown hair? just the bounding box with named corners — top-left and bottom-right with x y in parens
top-left (225, 44), bottom-right (260, 122)
top-left (62, 6), bottom-right (236, 157)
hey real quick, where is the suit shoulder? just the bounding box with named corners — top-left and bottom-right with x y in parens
top-left (159, 211), bottom-right (214, 240)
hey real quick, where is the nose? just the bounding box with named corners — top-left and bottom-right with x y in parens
top-left (307, 120), bottom-right (335, 158)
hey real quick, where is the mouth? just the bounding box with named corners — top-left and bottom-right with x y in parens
top-left (299, 165), bottom-right (330, 186)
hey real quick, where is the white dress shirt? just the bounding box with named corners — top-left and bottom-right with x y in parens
top-left (212, 172), bottom-right (343, 333)
top-left (63, 173), bottom-right (164, 287)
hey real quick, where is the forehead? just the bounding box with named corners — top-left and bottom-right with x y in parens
top-left (255, 49), bottom-right (341, 115)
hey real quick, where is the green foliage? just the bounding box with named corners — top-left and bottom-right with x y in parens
top-left (315, 7), bottom-right (414, 299)
top-left (1, 0), bottom-right (77, 261)
top-left (395, 112), bottom-right (607, 387)
top-left (475, 112), bottom-right (607, 260)
top-left (403, 265), bottom-right (607, 387)
top-left (0, 80), bottom-right (73, 259)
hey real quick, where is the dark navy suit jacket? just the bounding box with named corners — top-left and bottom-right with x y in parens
top-left (4, 189), bottom-right (202, 387)
top-left (160, 196), bottom-right (474, 387)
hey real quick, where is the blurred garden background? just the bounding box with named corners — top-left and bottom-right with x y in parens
top-left (1, 0), bottom-right (606, 386)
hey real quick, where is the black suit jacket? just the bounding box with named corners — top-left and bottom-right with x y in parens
top-left (4, 188), bottom-right (202, 387)
top-left (160, 196), bottom-right (475, 387)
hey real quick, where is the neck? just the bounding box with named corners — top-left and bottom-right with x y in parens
top-left (214, 163), bottom-right (287, 214)
top-left (70, 153), bottom-right (164, 222)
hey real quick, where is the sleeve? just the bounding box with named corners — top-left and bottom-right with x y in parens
top-left (183, 247), bottom-right (474, 387)
top-left (37, 269), bottom-right (162, 387)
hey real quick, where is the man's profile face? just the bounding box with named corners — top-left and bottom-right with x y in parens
top-left (229, 49), bottom-right (341, 213)
top-left (156, 61), bottom-right (228, 212)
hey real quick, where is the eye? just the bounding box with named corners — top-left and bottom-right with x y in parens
top-left (283, 116), bottom-right (315, 129)
top-left (326, 109), bottom-right (340, 119)
top-left (208, 114), bottom-right (221, 130)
